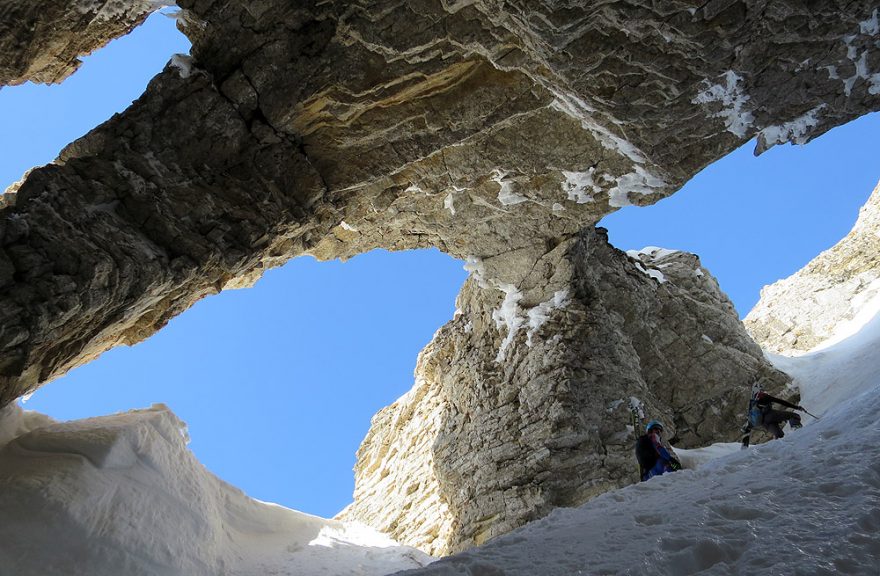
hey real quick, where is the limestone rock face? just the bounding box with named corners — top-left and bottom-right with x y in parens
top-left (0, 2), bottom-right (878, 403)
top-left (0, 0), bottom-right (158, 86)
top-left (745, 180), bottom-right (880, 355)
top-left (339, 228), bottom-right (787, 555)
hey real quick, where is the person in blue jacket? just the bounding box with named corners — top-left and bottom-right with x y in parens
top-left (636, 420), bottom-right (682, 481)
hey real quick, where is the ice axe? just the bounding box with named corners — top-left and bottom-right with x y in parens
top-left (798, 406), bottom-right (820, 420)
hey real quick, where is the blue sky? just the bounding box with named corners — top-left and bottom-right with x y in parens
top-left (1, 11), bottom-right (878, 518)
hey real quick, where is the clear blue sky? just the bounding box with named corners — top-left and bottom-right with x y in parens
top-left (1, 11), bottom-right (877, 518)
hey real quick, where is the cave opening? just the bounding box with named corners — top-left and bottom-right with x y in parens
top-left (21, 248), bottom-right (467, 518)
top-left (600, 111), bottom-right (880, 317)
top-left (2, 1), bottom-right (879, 531)
top-left (0, 7), bottom-right (190, 191)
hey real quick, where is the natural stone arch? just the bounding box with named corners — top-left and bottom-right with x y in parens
top-left (2, 0), bottom-right (878, 557)
top-left (1, 0), bottom-right (878, 407)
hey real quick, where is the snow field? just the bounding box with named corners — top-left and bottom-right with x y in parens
top-left (3, 272), bottom-right (880, 575)
top-left (0, 404), bottom-right (431, 576)
top-left (395, 307), bottom-right (880, 575)
top-left (396, 380), bottom-right (880, 575)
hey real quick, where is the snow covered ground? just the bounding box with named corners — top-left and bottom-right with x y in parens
top-left (4, 309), bottom-right (878, 576)
top-left (3, 313), bottom-right (880, 576)
top-left (2, 287), bottom-right (879, 576)
top-left (0, 403), bottom-right (431, 576)
top-left (395, 305), bottom-right (880, 575)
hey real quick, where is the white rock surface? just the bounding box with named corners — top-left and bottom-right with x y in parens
top-left (745, 179), bottom-right (880, 355)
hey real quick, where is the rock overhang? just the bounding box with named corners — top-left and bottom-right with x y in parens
top-left (0, 0), bottom-right (878, 401)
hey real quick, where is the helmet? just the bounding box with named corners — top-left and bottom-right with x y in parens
top-left (646, 420), bottom-right (663, 432)
top-left (751, 380), bottom-right (764, 394)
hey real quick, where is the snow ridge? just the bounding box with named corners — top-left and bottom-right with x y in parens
top-left (0, 404), bottom-right (431, 576)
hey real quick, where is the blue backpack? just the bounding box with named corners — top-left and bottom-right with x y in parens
top-left (748, 393), bottom-right (764, 427)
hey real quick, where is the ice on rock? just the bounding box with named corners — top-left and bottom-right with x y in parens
top-left (561, 169), bottom-right (600, 204)
top-left (692, 71), bottom-right (755, 138)
top-left (755, 105), bottom-right (826, 154)
top-left (170, 53), bottom-right (194, 78)
top-left (492, 170), bottom-right (528, 206)
top-left (526, 289), bottom-right (570, 346)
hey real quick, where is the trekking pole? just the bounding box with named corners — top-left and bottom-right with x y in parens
top-left (799, 407), bottom-right (820, 420)
top-left (629, 399), bottom-right (645, 482)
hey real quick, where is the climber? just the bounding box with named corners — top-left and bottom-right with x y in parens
top-left (741, 382), bottom-right (805, 446)
top-left (635, 420), bottom-right (682, 482)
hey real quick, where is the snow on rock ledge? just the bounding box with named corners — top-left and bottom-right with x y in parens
top-left (0, 404), bottom-right (431, 576)
top-left (745, 179), bottom-right (880, 355)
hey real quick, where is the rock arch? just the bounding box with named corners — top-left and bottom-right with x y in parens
top-left (1, 0), bottom-right (877, 403)
top-left (1, 0), bottom-right (879, 553)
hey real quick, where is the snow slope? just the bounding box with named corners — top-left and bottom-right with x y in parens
top-left (3, 289), bottom-right (880, 576)
top-left (0, 404), bottom-right (431, 576)
top-left (768, 296), bottom-right (880, 420)
top-left (395, 311), bottom-right (880, 576)
top-left (3, 314), bottom-right (879, 576)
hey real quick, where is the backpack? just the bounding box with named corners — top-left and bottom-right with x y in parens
top-left (635, 434), bottom-right (657, 471)
top-left (748, 393), bottom-right (765, 427)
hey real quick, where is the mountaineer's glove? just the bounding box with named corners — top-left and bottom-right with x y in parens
top-left (668, 459), bottom-right (682, 471)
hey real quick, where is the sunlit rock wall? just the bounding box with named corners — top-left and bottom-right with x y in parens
top-left (745, 179), bottom-right (880, 355)
top-left (0, 1), bottom-right (878, 404)
top-left (340, 228), bottom-right (788, 555)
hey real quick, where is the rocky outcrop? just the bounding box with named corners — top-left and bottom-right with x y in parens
top-left (0, 0), bottom-right (162, 86)
top-left (1, 1), bottom-right (878, 403)
top-left (745, 179), bottom-right (880, 355)
top-left (339, 228), bottom-right (788, 555)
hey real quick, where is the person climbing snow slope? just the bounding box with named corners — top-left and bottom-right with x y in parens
top-left (635, 420), bottom-right (681, 481)
top-left (741, 382), bottom-right (806, 447)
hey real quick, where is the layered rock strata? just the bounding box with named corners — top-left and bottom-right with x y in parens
top-left (1, 1), bottom-right (879, 403)
top-left (339, 228), bottom-right (788, 555)
top-left (0, 0), bottom-right (162, 86)
top-left (745, 179), bottom-right (880, 355)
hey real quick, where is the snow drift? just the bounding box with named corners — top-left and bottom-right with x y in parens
top-left (0, 403), bottom-right (431, 576)
top-left (3, 262), bottom-right (880, 576)
top-left (4, 308), bottom-right (879, 576)
top-left (395, 306), bottom-right (880, 575)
